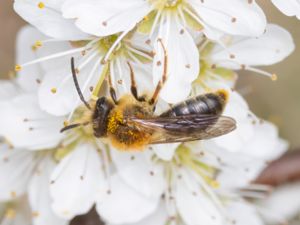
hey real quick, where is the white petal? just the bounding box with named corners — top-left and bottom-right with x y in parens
top-left (153, 17), bottom-right (199, 103)
top-left (0, 94), bottom-right (65, 150)
top-left (0, 81), bottom-right (20, 100)
top-left (190, 0), bottom-right (266, 36)
top-left (16, 26), bottom-right (73, 92)
top-left (50, 144), bottom-right (104, 219)
top-left (259, 182), bottom-right (300, 223)
top-left (211, 24), bottom-right (295, 68)
top-left (106, 203), bottom-right (168, 225)
top-left (0, 145), bottom-right (35, 201)
top-left (242, 121), bottom-right (288, 161)
top-left (14, 0), bottom-right (89, 40)
top-left (271, 0), bottom-right (300, 19)
top-left (152, 143), bottom-right (180, 161)
top-left (111, 149), bottom-right (165, 198)
top-left (96, 175), bottom-right (159, 224)
top-left (16, 25), bottom-right (45, 92)
top-left (226, 200), bottom-right (263, 225)
top-left (38, 57), bottom-right (103, 116)
top-left (62, 0), bottom-right (152, 36)
top-left (212, 92), bottom-right (254, 152)
top-left (176, 171), bottom-right (222, 225)
top-left (28, 155), bottom-right (68, 225)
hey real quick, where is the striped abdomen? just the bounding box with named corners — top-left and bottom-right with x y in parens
top-left (160, 90), bottom-right (228, 117)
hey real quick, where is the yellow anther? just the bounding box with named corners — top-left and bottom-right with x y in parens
top-left (271, 73), bottom-right (278, 81)
top-left (32, 211), bottom-right (40, 218)
top-left (10, 191), bottom-right (17, 198)
top-left (210, 180), bottom-right (220, 189)
top-left (15, 64), bottom-right (22, 72)
top-left (51, 88), bottom-right (57, 94)
top-left (34, 40), bottom-right (43, 48)
top-left (5, 208), bottom-right (16, 219)
top-left (38, 2), bottom-right (45, 9)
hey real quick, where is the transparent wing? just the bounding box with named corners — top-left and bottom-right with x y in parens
top-left (128, 114), bottom-right (236, 144)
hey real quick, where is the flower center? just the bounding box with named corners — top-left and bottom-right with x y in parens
top-left (162, 145), bottom-right (220, 188)
top-left (149, 0), bottom-right (183, 10)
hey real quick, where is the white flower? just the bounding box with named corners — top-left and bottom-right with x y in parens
top-left (0, 78), bottom-right (160, 223)
top-left (14, 0), bottom-right (89, 40)
top-left (0, 142), bottom-right (67, 225)
top-left (271, 0), bottom-right (300, 19)
top-left (14, 25), bottom-right (154, 116)
top-left (60, 0), bottom-right (266, 103)
top-left (197, 24), bottom-right (295, 86)
top-left (61, 0), bottom-right (266, 37)
top-left (258, 182), bottom-right (300, 224)
top-left (102, 90), bottom-right (288, 225)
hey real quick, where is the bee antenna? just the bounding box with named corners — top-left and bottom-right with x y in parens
top-left (70, 57), bottom-right (92, 110)
top-left (60, 122), bottom-right (90, 133)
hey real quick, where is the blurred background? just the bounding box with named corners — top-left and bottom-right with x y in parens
top-left (0, 0), bottom-right (299, 149)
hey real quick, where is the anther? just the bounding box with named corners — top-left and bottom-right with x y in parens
top-left (34, 40), bottom-right (43, 48)
top-left (32, 211), bottom-right (40, 218)
top-left (38, 2), bottom-right (45, 9)
top-left (15, 64), bottom-right (22, 72)
top-left (51, 88), bottom-right (57, 94)
top-left (271, 74), bottom-right (278, 81)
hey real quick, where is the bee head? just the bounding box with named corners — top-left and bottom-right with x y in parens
top-left (93, 97), bottom-right (115, 137)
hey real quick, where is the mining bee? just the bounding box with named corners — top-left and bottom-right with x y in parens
top-left (61, 40), bottom-right (236, 151)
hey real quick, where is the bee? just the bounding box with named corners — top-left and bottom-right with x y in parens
top-left (61, 41), bottom-right (236, 151)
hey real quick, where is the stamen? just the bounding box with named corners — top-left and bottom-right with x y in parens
top-left (34, 40), bottom-right (43, 48)
top-left (15, 65), bottom-right (22, 72)
top-left (177, 5), bottom-right (187, 27)
top-left (126, 45), bottom-right (153, 60)
top-left (17, 47), bottom-right (86, 69)
top-left (150, 10), bottom-right (162, 37)
top-left (245, 66), bottom-right (277, 80)
top-left (37, 2), bottom-right (45, 9)
top-left (104, 30), bottom-right (130, 62)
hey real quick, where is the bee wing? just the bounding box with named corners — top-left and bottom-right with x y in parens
top-left (129, 114), bottom-right (236, 144)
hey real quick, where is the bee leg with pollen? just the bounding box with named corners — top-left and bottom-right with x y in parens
top-left (127, 61), bottom-right (146, 102)
top-left (149, 38), bottom-right (168, 105)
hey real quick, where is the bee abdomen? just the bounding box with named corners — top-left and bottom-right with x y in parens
top-left (160, 90), bottom-right (228, 117)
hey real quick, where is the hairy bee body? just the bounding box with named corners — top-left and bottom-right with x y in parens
top-left (91, 90), bottom-right (231, 151)
top-left (105, 95), bottom-right (153, 150)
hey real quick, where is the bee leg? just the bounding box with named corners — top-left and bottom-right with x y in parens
top-left (149, 39), bottom-right (168, 105)
top-left (107, 63), bottom-right (118, 105)
top-left (127, 61), bottom-right (145, 102)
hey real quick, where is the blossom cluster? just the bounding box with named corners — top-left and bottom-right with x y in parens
top-left (0, 1), bottom-right (299, 225)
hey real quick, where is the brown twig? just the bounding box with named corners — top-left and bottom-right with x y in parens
top-left (255, 150), bottom-right (300, 186)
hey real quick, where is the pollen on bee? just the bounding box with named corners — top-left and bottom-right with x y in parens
top-left (15, 64), bottom-right (22, 72)
top-left (271, 73), bottom-right (278, 81)
top-left (37, 2), bottom-right (45, 9)
top-left (216, 89), bottom-right (229, 103)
